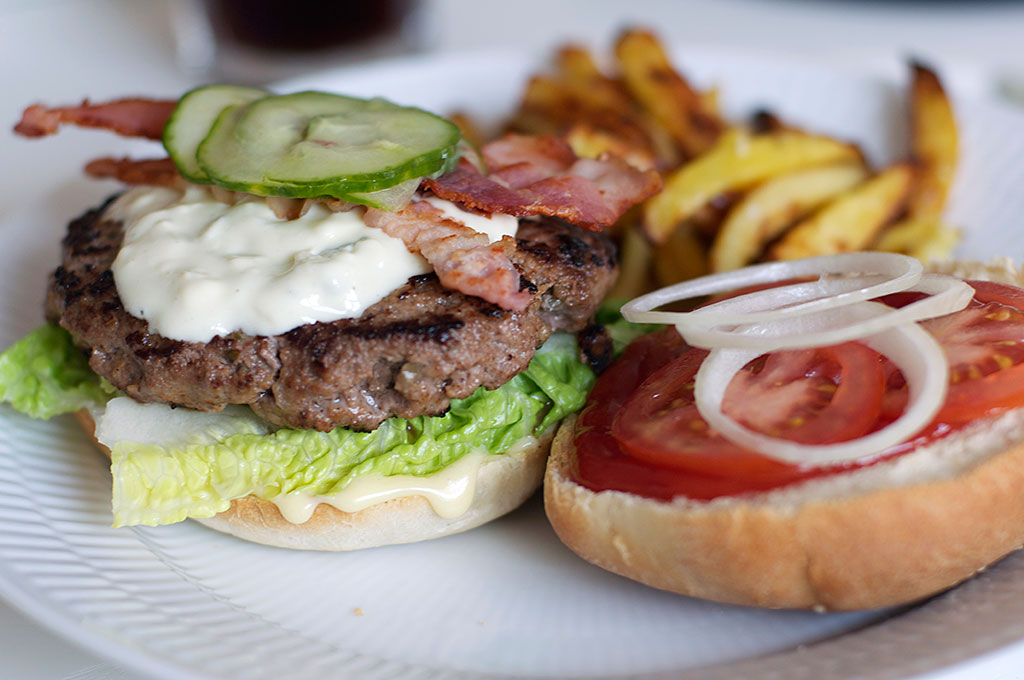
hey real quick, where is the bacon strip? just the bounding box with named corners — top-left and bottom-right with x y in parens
top-left (84, 157), bottom-right (184, 188)
top-left (424, 134), bottom-right (661, 231)
top-left (364, 201), bottom-right (531, 311)
top-left (14, 98), bottom-right (176, 140)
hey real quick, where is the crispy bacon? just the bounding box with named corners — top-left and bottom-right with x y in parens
top-left (424, 134), bottom-right (661, 230)
top-left (364, 201), bottom-right (531, 311)
top-left (84, 157), bottom-right (184, 188)
top-left (14, 98), bottom-right (175, 140)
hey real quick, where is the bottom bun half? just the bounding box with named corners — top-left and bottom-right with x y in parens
top-left (76, 410), bottom-right (550, 551)
top-left (544, 413), bottom-right (1024, 611)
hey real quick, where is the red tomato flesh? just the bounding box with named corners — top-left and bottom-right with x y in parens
top-left (572, 280), bottom-right (1024, 501)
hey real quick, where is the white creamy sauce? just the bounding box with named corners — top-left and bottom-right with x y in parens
top-left (268, 435), bottom-right (538, 524)
top-left (269, 450), bottom-right (490, 524)
top-left (422, 196), bottom-right (519, 242)
top-left (107, 187), bottom-right (518, 343)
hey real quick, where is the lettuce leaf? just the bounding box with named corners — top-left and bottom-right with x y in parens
top-left (0, 324), bottom-right (598, 527)
top-left (596, 299), bottom-right (657, 356)
top-left (0, 325), bottom-right (112, 419)
top-left (108, 336), bottom-right (594, 526)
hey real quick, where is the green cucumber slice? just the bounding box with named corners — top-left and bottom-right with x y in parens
top-left (162, 85), bottom-right (267, 183)
top-left (196, 91), bottom-right (461, 198)
top-left (341, 176), bottom-right (422, 211)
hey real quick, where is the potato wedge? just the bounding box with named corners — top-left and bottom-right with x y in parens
top-left (607, 225), bottom-right (657, 299)
top-left (559, 46), bottom-right (638, 115)
top-left (615, 29), bottom-right (724, 158)
top-left (749, 109), bottom-right (796, 134)
top-left (556, 44), bottom-right (604, 82)
top-left (518, 73), bottom-right (651, 149)
top-left (564, 122), bottom-right (657, 170)
top-left (644, 129), bottom-right (863, 243)
top-left (874, 215), bottom-right (959, 263)
top-left (710, 162), bottom-right (869, 272)
top-left (654, 221), bottom-right (709, 286)
top-left (908, 61), bottom-right (958, 217)
top-left (771, 163), bottom-right (914, 260)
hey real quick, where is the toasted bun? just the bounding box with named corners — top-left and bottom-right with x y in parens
top-left (546, 414), bottom-right (1024, 610)
top-left (544, 259), bottom-right (1024, 610)
top-left (75, 410), bottom-right (550, 551)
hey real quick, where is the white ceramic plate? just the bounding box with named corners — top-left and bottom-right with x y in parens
top-left (2, 49), bottom-right (1024, 680)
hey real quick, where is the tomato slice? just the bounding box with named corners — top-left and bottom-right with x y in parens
top-left (883, 280), bottom-right (1024, 424)
top-left (610, 341), bottom-right (885, 476)
top-left (573, 278), bottom-right (1024, 503)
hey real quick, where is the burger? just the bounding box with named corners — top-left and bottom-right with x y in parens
top-left (1, 87), bottom-right (660, 550)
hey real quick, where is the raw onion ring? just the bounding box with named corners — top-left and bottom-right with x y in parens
top-left (621, 252), bottom-right (923, 326)
top-left (680, 274), bottom-right (974, 351)
top-left (693, 302), bottom-right (948, 466)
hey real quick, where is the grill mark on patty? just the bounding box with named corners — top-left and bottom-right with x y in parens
top-left (49, 199), bottom-right (617, 431)
top-left (331, 314), bottom-right (465, 343)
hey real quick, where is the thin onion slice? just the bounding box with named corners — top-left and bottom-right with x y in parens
top-left (694, 302), bottom-right (948, 466)
top-left (680, 274), bottom-right (974, 351)
top-left (621, 252), bottom-right (923, 326)
top-left (680, 274), bottom-right (890, 327)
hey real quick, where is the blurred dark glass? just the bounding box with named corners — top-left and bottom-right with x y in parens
top-left (173, 0), bottom-right (423, 83)
top-left (205, 0), bottom-right (417, 53)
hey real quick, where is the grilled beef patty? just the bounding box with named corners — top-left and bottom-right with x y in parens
top-left (46, 199), bottom-right (617, 431)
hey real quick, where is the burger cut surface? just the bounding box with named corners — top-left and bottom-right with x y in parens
top-left (46, 199), bottom-right (617, 432)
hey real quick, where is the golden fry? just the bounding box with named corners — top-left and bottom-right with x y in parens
top-left (749, 109), bottom-right (794, 134)
top-left (519, 74), bottom-right (573, 118)
top-left (908, 60), bottom-right (958, 217)
top-left (607, 225), bottom-right (657, 300)
top-left (556, 44), bottom-right (604, 81)
top-left (710, 162), bottom-right (868, 272)
top-left (564, 122), bottom-right (657, 170)
top-left (700, 87), bottom-right (721, 118)
top-left (874, 215), bottom-right (959, 263)
top-left (614, 29), bottom-right (724, 159)
top-left (654, 222), bottom-right (709, 286)
top-left (516, 73), bottom-right (651, 150)
top-left (644, 129), bottom-right (862, 244)
top-left (771, 163), bottom-right (914, 260)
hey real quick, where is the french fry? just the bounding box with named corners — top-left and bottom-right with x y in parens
top-left (749, 109), bottom-right (794, 134)
top-left (555, 45), bottom-right (634, 114)
top-left (771, 163), bottom-right (914, 260)
top-left (710, 162), bottom-right (869, 272)
top-left (519, 74), bottom-right (575, 119)
top-left (908, 61), bottom-right (958, 217)
top-left (654, 221), bottom-right (709, 286)
top-left (556, 44), bottom-right (604, 82)
top-left (607, 224), bottom-right (657, 300)
top-left (644, 129), bottom-right (862, 244)
top-left (516, 73), bottom-right (652, 151)
top-left (615, 29), bottom-right (724, 159)
top-left (874, 215), bottom-right (959, 263)
top-left (501, 31), bottom-right (963, 292)
top-left (700, 87), bottom-right (721, 119)
top-left (564, 122), bottom-right (657, 170)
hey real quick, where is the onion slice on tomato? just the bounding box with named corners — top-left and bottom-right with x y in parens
top-left (693, 302), bottom-right (949, 466)
top-left (621, 252), bottom-right (923, 326)
top-left (681, 274), bottom-right (974, 351)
